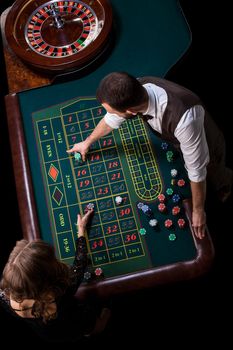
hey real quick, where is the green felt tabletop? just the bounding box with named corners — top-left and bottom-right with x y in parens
top-left (14, 0), bottom-right (195, 278)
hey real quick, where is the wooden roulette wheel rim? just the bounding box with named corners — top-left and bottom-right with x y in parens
top-left (5, 0), bottom-right (113, 73)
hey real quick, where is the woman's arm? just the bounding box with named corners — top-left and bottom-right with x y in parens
top-left (69, 209), bottom-right (94, 291)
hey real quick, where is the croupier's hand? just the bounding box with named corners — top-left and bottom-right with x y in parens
top-left (67, 140), bottom-right (90, 161)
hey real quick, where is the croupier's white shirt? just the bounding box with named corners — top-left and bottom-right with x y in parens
top-left (104, 83), bottom-right (209, 182)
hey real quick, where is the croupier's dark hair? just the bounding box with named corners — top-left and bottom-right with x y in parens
top-left (96, 72), bottom-right (147, 112)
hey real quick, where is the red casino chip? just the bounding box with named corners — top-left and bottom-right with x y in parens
top-left (94, 267), bottom-right (103, 276)
top-left (172, 206), bottom-right (181, 215)
top-left (164, 219), bottom-right (173, 228)
top-left (158, 203), bottom-right (166, 212)
top-left (177, 179), bottom-right (185, 187)
top-left (158, 194), bottom-right (166, 202)
top-left (177, 218), bottom-right (186, 228)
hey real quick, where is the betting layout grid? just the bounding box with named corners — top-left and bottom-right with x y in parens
top-left (34, 97), bottom-right (156, 272)
top-left (34, 95), bottom-right (196, 278)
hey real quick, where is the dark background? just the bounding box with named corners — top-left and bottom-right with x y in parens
top-left (0, 0), bottom-right (232, 346)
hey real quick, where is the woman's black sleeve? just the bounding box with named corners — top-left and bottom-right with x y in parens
top-left (69, 236), bottom-right (88, 292)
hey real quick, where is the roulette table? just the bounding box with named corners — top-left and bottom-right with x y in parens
top-left (2, 0), bottom-right (214, 299)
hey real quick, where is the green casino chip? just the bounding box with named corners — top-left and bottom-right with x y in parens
top-left (168, 233), bottom-right (177, 241)
top-left (139, 228), bottom-right (147, 235)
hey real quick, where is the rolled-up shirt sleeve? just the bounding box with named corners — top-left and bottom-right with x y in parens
top-left (104, 112), bottom-right (126, 129)
top-left (174, 105), bottom-right (210, 182)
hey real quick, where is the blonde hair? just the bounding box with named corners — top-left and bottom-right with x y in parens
top-left (1, 239), bottom-right (70, 322)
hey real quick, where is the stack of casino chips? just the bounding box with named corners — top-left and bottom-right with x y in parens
top-left (137, 202), bottom-right (144, 210)
top-left (177, 179), bottom-right (185, 187)
top-left (168, 233), bottom-right (177, 241)
top-left (141, 204), bottom-right (153, 216)
top-left (136, 141), bottom-right (189, 240)
top-left (170, 169), bottom-right (178, 185)
top-left (161, 142), bottom-right (169, 151)
top-left (139, 228), bottom-right (147, 235)
top-left (94, 267), bottom-right (103, 276)
top-left (158, 193), bottom-right (166, 203)
top-left (164, 219), bottom-right (173, 229)
top-left (172, 194), bottom-right (181, 203)
top-left (166, 150), bottom-right (174, 162)
top-left (137, 202), bottom-right (153, 217)
top-left (157, 193), bottom-right (167, 213)
top-left (84, 267), bottom-right (104, 281)
top-left (172, 206), bottom-right (181, 215)
top-left (74, 152), bottom-right (83, 163)
top-left (85, 203), bottom-right (95, 212)
top-left (115, 196), bottom-right (123, 205)
top-left (137, 202), bottom-right (159, 230)
top-left (171, 178), bottom-right (176, 186)
top-left (177, 218), bottom-right (186, 228)
top-left (158, 203), bottom-right (166, 213)
top-left (149, 218), bottom-right (158, 227)
top-left (166, 187), bottom-right (173, 196)
top-left (171, 169), bottom-right (178, 178)
top-left (84, 271), bottom-right (92, 281)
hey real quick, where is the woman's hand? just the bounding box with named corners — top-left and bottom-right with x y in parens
top-left (77, 208), bottom-right (94, 237)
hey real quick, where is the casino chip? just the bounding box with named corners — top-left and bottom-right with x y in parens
top-left (171, 179), bottom-right (176, 186)
top-left (172, 206), bottom-right (181, 215)
top-left (168, 233), bottom-right (177, 241)
top-left (139, 228), bottom-right (147, 235)
top-left (166, 150), bottom-right (174, 162)
top-left (171, 169), bottom-right (178, 178)
top-left (86, 203), bottom-right (95, 210)
top-left (84, 271), bottom-right (92, 281)
top-left (164, 219), bottom-right (173, 228)
top-left (137, 202), bottom-right (144, 210)
top-left (115, 196), bottom-right (123, 205)
top-left (177, 179), bottom-right (185, 187)
top-left (158, 194), bottom-right (166, 202)
top-left (166, 188), bottom-right (173, 196)
top-left (177, 218), bottom-right (186, 228)
top-left (172, 194), bottom-right (181, 203)
top-left (95, 267), bottom-right (103, 276)
top-left (149, 219), bottom-right (158, 227)
top-left (74, 152), bottom-right (82, 162)
top-left (161, 142), bottom-right (169, 150)
top-left (141, 204), bottom-right (152, 216)
top-left (158, 203), bottom-right (166, 212)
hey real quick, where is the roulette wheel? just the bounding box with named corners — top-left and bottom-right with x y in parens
top-left (5, 0), bottom-right (112, 73)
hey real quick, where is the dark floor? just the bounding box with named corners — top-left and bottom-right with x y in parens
top-left (0, 0), bottom-right (232, 346)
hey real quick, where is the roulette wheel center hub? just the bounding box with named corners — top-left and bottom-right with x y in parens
top-left (40, 13), bottom-right (84, 47)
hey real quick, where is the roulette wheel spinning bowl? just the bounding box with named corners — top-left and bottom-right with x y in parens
top-left (5, 0), bottom-right (113, 74)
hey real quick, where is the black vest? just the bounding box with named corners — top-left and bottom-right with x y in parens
top-left (138, 76), bottom-right (202, 146)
